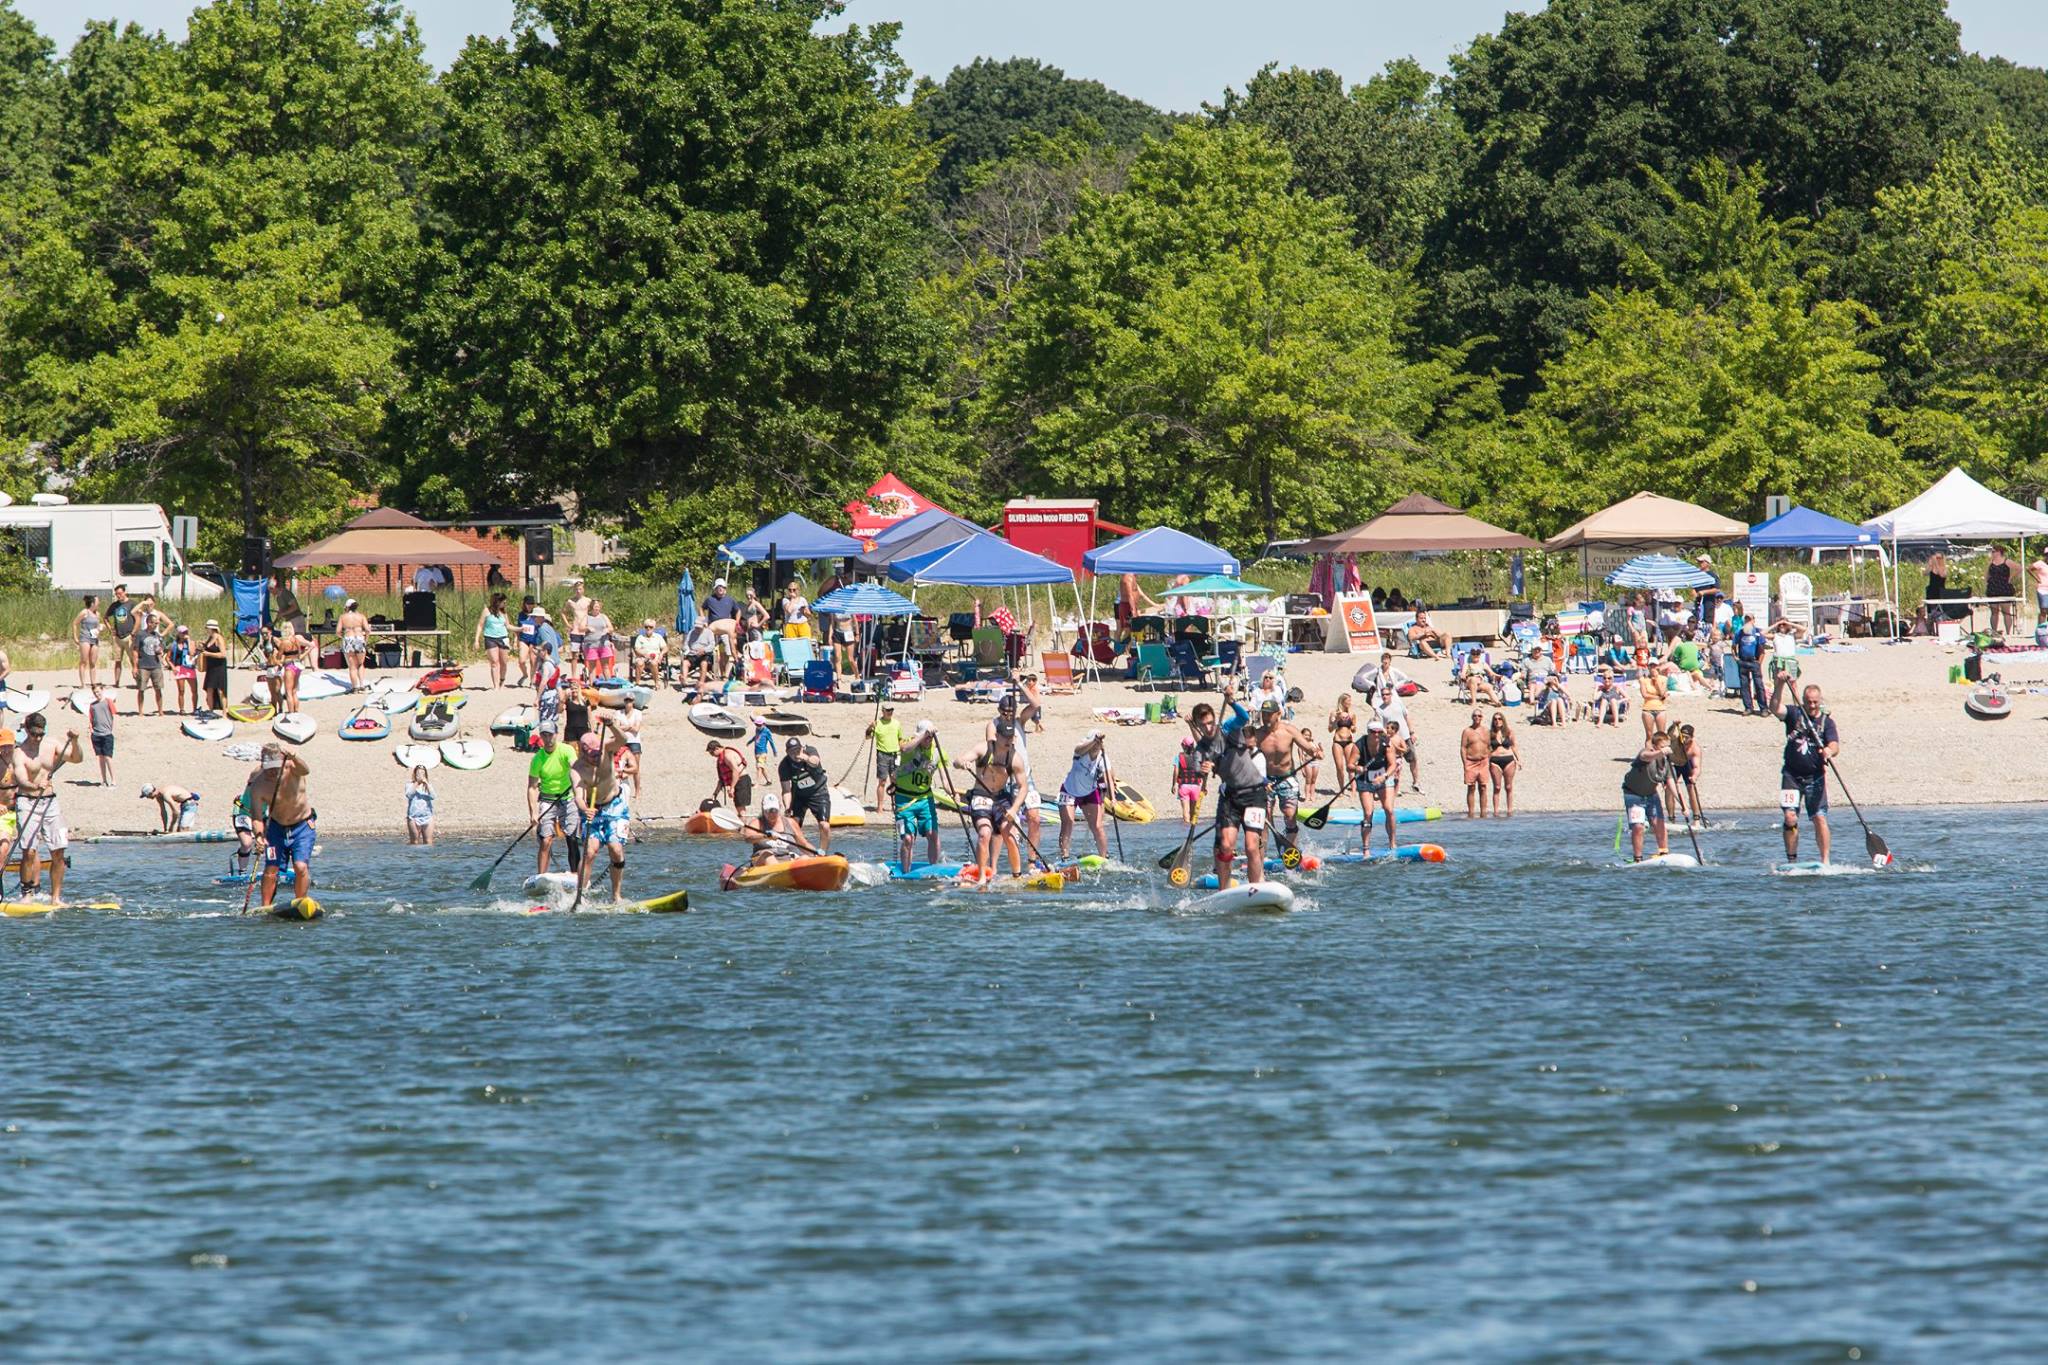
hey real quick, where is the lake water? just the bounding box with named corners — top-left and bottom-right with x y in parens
top-left (4, 808), bottom-right (2042, 1361)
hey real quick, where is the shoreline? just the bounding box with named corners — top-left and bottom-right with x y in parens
top-left (0, 633), bottom-right (2021, 840)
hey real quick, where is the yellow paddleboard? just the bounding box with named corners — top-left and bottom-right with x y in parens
top-left (226, 702), bottom-right (275, 724)
top-left (254, 898), bottom-right (323, 920)
top-left (1107, 782), bottom-right (1154, 823)
top-left (2, 900), bottom-right (122, 917)
top-left (623, 889), bottom-right (690, 914)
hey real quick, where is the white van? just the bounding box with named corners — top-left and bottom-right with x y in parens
top-left (0, 499), bottom-right (222, 599)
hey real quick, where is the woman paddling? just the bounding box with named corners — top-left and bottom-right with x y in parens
top-left (1667, 722), bottom-right (1706, 829)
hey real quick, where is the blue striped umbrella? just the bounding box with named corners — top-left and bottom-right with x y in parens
top-left (813, 582), bottom-right (917, 617)
top-left (1604, 554), bottom-right (1717, 589)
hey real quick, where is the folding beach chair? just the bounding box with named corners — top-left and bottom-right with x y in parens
top-left (230, 576), bottom-right (269, 665)
top-left (1040, 651), bottom-right (1079, 695)
top-left (1171, 639), bottom-right (1214, 690)
top-left (1134, 642), bottom-right (1174, 689)
top-left (801, 659), bottom-right (836, 702)
top-left (776, 636), bottom-right (814, 687)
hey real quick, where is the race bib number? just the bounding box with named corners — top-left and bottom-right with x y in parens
top-left (970, 794), bottom-right (994, 814)
top-left (1779, 788), bottom-right (1801, 810)
top-left (1242, 806), bottom-right (1266, 831)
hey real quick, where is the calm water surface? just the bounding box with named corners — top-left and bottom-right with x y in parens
top-left (3, 809), bottom-right (2042, 1362)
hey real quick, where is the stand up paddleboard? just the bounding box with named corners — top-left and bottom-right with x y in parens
top-left (1331, 844), bottom-right (1447, 864)
top-left (889, 862), bottom-right (967, 880)
top-left (378, 689), bottom-right (422, 715)
top-left (532, 888), bottom-right (688, 914)
top-left (226, 701), bottom-right (275, 724)
top-left (1186, 882), bottom-right (1296, 913)
top-left (1, 899), bottom-right (122, 917)
top-left (393, 744), bottom-right (441, 770)
top-left (490, 705), bottom-right (536, 735)
top-left (688, 703), bottom-right (748, 739)
top-left (340, 706), bottom-right (391, 741)
top-left (1620, 852), bottom-right (1699, 869)
top-left (182, 714), bottom-right (233, 742)
top-left (0, 686), bottom-right (50, 714)
top-left (254, 897), bottom-right (323, 920)
top-left (440, 739), bottom-right (493, 770)
top-left (273, 712), bottom-right (317, 744)
top-left (1323, 806), bottom-right (1443, 826)
top-left (522, 871), bottom-right (578, 898)
top-left (758, 710), bottom-right (811, 736)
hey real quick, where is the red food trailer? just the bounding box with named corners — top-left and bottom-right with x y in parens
top-left (1000, 499), bottom-right (1134, 578)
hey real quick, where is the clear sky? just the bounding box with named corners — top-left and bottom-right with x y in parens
top-left (17, 0), bottom-right (2048, 111)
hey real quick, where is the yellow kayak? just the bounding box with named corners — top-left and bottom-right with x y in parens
top-left (957, 868), bottom-right (1065, 892)
top-left (725, 856), bottom-right (851, 891)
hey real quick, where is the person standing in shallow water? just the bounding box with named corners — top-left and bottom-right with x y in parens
top-left (1460, 709), bottom-right (1490, 817)
top-left (1776, 683), bottom-right (1838, 865)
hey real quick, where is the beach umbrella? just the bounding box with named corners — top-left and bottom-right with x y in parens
top-left (813, 583), bottom-right (917, 617)
top-left (1604, 554), bottom-right (1717, 590)
top-left (1161, 574), bottom-right (1272, 597)
top-left (675, 569), bottom-right (697, 634)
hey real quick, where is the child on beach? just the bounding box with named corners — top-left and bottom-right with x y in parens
top-left (405, 766), bottom-right (436, 845)
top-left (1173, 737), bottom-right (1205, 823)
top-left (87, 682), bottom-right (116, 785)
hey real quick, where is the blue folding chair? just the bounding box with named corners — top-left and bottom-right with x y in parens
top-left (802, 658), bottom-right (836, 702)
top-left (230, 576), bottom-right (269, 663)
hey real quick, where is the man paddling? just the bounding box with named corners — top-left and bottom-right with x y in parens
top-left (1210, 719), bottom-right (1270, 890)
top-left (1776, 683), bottom-right (1838, 864)
top-left (1621, 730), bottom-right (1672, 862)
top-left (0, 728), bottom-right (17, 878)
top-left (778, 737), bottom-right (836, 854)
top-left (740, 796), bottom-right (817, 867)
top-left (1250, 700), bottom-right (1316, 848)
top-left (954, 724), bottom-right (1024, 883)
top-left (526, 728), bottom-right (580, 876)
top-left (892, 720), bottom-right (945, 874)
top-left (245, 742), bottom-right (315, 908)
top-left (1352, 718), bottom-right (1404, 858)
top-left (572, 714), bottom-right (632, 903)
top-left (12, 713), bottom-right (83, 902)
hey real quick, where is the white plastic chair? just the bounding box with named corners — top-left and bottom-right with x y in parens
top-left (1779, 571), bottom-right (1813, 636)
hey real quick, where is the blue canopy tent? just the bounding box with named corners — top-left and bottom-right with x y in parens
top-left (890, 531), bottom-right (1081, 659)
top-left (1748, 506), bottom-right (1876, 551)
top-left (852, 509), bottom-right (983, 577)
top-left (717, 512), bottom-right (863, 564)
top-left (1082, 526), bottom-right (1239, 576)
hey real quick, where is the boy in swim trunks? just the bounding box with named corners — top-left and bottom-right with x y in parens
top-left (573, 712), bottom-right (633, 902)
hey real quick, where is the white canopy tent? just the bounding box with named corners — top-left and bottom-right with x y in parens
top-left (1861, 468), bottom-right (2048, 636)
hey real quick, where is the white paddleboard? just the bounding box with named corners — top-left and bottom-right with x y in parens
top-left (296, 670), bottom-right (352, 701)
top-left (272, 712), bottom-right (317, 744)
top-left (1620, 852), bottom-right (1700, 869)
top-left (0, 688), bottom-right (50, 714)
top-left (68, 689), bottom-right (92, 714)
top-left (440, 739), bottom-right (493, 770)
top-left (688, 702), bottom-right (748, 739)
top-left (522, 871), bottom-right (578, 898)
top-left (182, 715), bottom-right (233, 742)
top-left (489, 705), bottom-right (535, 735)
top-left (379, 689), bottom-right (422, 715)
top-left (1186, 882), bottom-right (1296, 913)
top-left (394, 744), bottom-right (442, 770)
top-left (1771, 860), bottom-right (1873, 876)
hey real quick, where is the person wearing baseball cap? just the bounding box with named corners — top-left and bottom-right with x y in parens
top-left (867, 702), bottom-right (902, 813)
top-left (777, 735), bottom-right (834, 853)
top-left (140, 781), bottom-right (203, 833)
top-left (570, 711), bottom-right (633, 904)
top-left (889, 718), bottom-right (946, 874)
top-left (701, 576), bottom-right (741, 676)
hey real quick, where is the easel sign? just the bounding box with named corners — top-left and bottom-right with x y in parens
top-left (1326, 594), bottom-right (1378, 653)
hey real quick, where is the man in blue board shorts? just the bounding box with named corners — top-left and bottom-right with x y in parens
top-left (1776, 683), bottom-right (1837, 864)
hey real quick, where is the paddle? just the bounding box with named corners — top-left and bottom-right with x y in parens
top-left (1101, 758), bottom-right (1126, 866)
top-left (470, 800), bottom-right (550, 891)
top-left (935, 752), bottom-right (987, 878)
top-left (1667, 774), bottom-right (1705, 865)
top-left (568, 799), bottom-right (594, 914)
top-left (1263, 797), bottom-right (1304, 870)
top-left (1796, 703), bottom-right (1889, 865)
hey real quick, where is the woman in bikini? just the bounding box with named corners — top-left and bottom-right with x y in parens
top-left (274, 621), bottom-right (308, 713)
top-left (1487, 711), bottom-right (1519, 817)
top-left (1327, 694), bottom-right (1358, 790)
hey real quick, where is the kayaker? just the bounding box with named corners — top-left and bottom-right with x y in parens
top-left (526, 728), bottom-right (580, 876)
top-left (1210, 719), bottom-right (1269, 891)
top-left (13, 713), bottom-right (83, 902)
top-left (1776, 683), bottom-right (1838, 865)
top-left (1621, 730), bottom-right (1673, 862)
top-left (742, 796), bottom-right (816, 866)
top-left (778, 737), bottom-right (835, 854)
top-left (573, 713), bottom-right (633, 902)
top-left (245, 742), bottom-right (315, 907)
top-left (892, 720), bottom-right (945, 874)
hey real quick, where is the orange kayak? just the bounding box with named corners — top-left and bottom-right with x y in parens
top-left (683, 809), bottom-right (743, 835)
top-left (724, 856), bottom-right (850, 892)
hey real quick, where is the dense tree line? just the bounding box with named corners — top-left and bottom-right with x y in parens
top-left (1, 0), bottom-right (2045, 570)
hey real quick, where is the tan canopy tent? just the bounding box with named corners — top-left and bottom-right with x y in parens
top-left (1302, 493), bottom-right (1535, 554)
top-left (1542, 491), bottom-right (1749, 550)
top-left (274, 507), bottom-right (500, 596)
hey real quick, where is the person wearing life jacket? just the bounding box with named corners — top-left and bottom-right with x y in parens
top-left (892, 721), bottom-right (945, 874)
top-left (1210, 723), bottom-right (1270, 890)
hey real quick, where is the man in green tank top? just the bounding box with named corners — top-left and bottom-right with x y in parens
top-left (868, 704), bottom-right (903, 812)
top-left (526, 731), bottom-right (580, 876)
top-left (892, 720), bottom-right (945, 873)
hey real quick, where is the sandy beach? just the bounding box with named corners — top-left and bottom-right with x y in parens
top-left (4, 633), bottom-right (2034, 845)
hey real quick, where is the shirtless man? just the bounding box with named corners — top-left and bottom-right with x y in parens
top-left (12, 713), bottom-right (83, 902)
top-left (1460, 708), bottom-right (1491, 818)
top-left (337, 598), bottom-right (371, 690)
top-left (954, 721), bottom-right (1025, 883)
top-left (988, 695), bottom-right (1041, 867)
top-left (563, 578), bottom-right (592, 683)
top-left (140, 782), bottom-right (202, 833)
top-left (1250, 698), bottom-right (1316, 850)
top-left (741, 796), bottom-right (817, 866)
top-left (572, 712), bottom-right (632, 902)
top-left (245, 742), bottom-right (315, 908)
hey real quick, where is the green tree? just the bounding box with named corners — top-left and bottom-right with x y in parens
top-left (0, 0), bottom-right (59, 195)
top-left (982, 124), bottom-right (1453, 551)
top-left (0, 0), bottom-right (430, 556)
top-left (1428, 0), bottom-right (1985, 388)
top-left (1210, 60), bottom-right (1462, 268)
top-left (56, 20), bottom-right (171, 171)
top-left (914, 56), bottom-right (1168, 208)
top-left (395, 0), bottom-right (939, 566)
top-left (1510, 162), bottom-right (1910, 530)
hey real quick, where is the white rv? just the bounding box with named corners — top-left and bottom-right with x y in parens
top-left (0, 497), bottom-right (222, 599)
